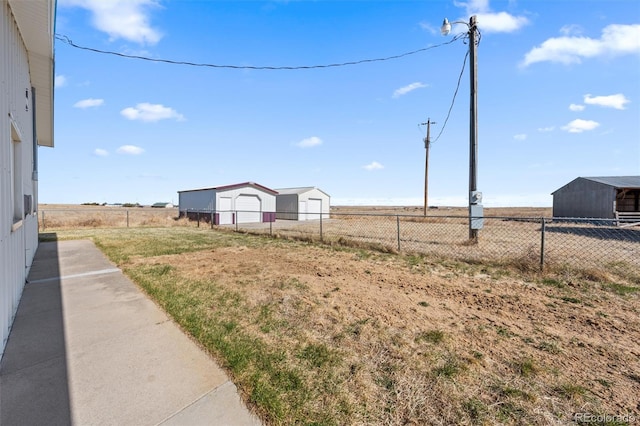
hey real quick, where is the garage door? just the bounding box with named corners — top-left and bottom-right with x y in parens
top-left (236, 195), bottom-right (261, 223)
top-left (308, 198), bottom-right (322, 221)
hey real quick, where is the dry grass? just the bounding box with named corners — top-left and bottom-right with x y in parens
top-left (331, 205), bottom-right (553, 218)
top-left (47, 226), bottom-right (640, 425)
top-left (230, 215), bottom-right (639, 276)
top-left (39, 205), bottom-right (187, 229)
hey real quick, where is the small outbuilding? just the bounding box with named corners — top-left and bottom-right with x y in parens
top-left (178, 182), bottom-right (277, 225)
top-left (275, 187), bottom-right (330, 221)
top-left (551, 176), bottom-right (640, 220)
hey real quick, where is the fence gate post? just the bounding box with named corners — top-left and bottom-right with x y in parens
top-left (397, 215), bottom-right (401, 252)
top-left (540, 217), bottom-right (546, 270)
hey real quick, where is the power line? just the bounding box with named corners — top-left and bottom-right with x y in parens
top-left (432, 48), bottom-right (469, 144)
top-left (54, 33), bottom-right (465, 70)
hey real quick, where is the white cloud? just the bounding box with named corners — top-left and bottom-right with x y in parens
top-left (58, 0), bottom-right (162, 45)
top-left (94, 148), bottom-right (109, 156)
top-left (513, 134), bottom-right (527, 141)
top-left (454, 0), bottom-right (489, 15)
top-left (296, 136), bottom-right (323, 148)
top-left (584, 93), bottom-right (630, 110)
top-left (522, 24), bottom-right (640, 67)
top-left (55, 75), bottom-right (67, 88)
top-left (74, 98), bottom-right (104, 108)
top-left (537, 126), bottom-right (555, 132)
top-left (116, 145), bottom-right (145, 155)
top-left (560, 24), bottom-right (583, 37)
top-left (569, 103), bottom-right (585, 112)
top-left (453, 0), bottom-right (529, 33)
top-left (419, 22), bottom-right (437, 35)
top-left (363, 161), bottom-right (384, 171)
top-left (562, 119), bottom-right (600, 133)
top-left (475, 12), bottom-right (529, 33)
top-left (393, 82), bottom-right (428, 98)
top-left (121, 103), bottom-right (185, 122)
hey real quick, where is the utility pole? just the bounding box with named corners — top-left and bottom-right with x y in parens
top-left (421, 118), bottom-right (436, 216)
top-left (441, 15), bottom-right (482, 243)
top-left (468, 15), bottom-right (479, 242)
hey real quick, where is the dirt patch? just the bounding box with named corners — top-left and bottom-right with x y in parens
top-left (130, 242), bottom-right (639, 424)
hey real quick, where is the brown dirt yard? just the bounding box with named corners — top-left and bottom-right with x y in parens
top-left (127, 235), bottom-right (639, 425)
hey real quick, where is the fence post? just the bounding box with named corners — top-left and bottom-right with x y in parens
top-left (320, 213), bottom-right (323, 242)
top-left (397, 215), bottom-right (401, 252)
top-left (270, 218), bottom-right (273, 236)
top-left (540, 217), bottom-right (546, 270)
top-left (211, 212), bottom-right (214, 229)
top-left (235, 211), bottom-right (238, 232)
top-left (126, 210), bottom-right (129, 228)
top-left (42, 210), bottom-right (45, 231)
top-left (197, 212), bottom-right (200, 228)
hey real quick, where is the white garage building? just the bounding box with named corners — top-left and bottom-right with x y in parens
top-left (276, 187), bottom-right (330, 221)
top-left (178, 182), bottom-right (277, 225)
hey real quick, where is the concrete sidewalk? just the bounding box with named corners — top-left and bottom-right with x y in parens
top-left (0, 239), bottom-right (262, 426)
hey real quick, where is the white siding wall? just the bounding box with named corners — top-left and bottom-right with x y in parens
top-left (300, 188), bottom-right (330, 219)
top-left (1, 1), bottom-right (40, 356)
top-left (216, 186), bottom-right (276, 213)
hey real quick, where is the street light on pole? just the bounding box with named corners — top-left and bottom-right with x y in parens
top-left (441, 15), bottom-right (483, 242)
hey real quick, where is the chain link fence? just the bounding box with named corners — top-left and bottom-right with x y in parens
top-left (224, 212), bottom-right (640, 275)
top-left (39, 208), bottom-right (639, 275)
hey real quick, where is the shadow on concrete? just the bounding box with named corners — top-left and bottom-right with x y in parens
top-left (39, 232), bottom-right (59, 242)
top-left (0, 236), bottom-right (72, 425)
top-left (545, 226), bottom-right (640, 243)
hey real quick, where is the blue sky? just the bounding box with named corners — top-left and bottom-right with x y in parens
top-left (44, 0), bottom-right (640, 207)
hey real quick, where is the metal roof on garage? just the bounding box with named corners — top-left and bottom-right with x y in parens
top-left (581, 176), bottom-right (640, 188)
top-left (178, 182), bottom-right (279, 195)
top-left (275, 187), bottom-right (330, 197)
top-left (552, 176), bottom-right (640, 194)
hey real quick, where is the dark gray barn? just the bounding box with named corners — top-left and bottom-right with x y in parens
top-left (552, 176), bottom-right (640, 219)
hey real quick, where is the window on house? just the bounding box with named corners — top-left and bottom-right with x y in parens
top-left (11, 120), bottom-right (23, 223)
